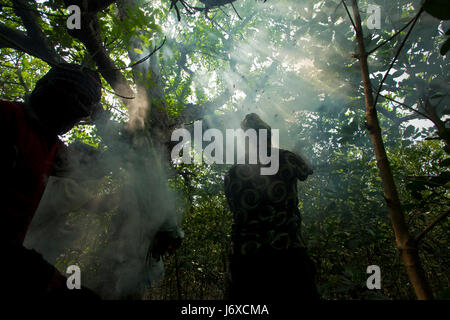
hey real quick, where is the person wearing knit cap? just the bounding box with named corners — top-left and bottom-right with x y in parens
top-left (1, 63), bottom-right (102, 299)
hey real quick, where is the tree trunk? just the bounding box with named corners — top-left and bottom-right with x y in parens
top-left (350, 0), bottom-right (433, 300)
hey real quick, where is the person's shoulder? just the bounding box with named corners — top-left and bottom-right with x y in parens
top-left (225, 163), bottom-right (258, 180)
top-left (279, 148), bottom-right (295, 157)
top-left (226, 164), bottom-right (238, 174)
top-left (225, 163), bottom-right (245, 178)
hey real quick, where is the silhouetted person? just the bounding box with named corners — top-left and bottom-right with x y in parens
top-left (224, 113), bottom-right (319, 300)
top-left (1, 63), bottom-right (102, 299)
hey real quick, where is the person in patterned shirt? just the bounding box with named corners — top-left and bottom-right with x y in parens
top-left (224, 113), bottom-right (320, 300)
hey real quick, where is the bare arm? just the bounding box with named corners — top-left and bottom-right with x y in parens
top-left (285, 149), bottom-right (314, 181)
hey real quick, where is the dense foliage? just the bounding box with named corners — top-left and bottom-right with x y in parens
top-left (1, 0), bottom-right (448, 299)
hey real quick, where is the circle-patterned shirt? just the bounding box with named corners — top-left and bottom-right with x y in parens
top-left (224, 149), bottom-right (313, 256)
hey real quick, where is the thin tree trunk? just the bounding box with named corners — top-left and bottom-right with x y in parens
top-left (350, 0), bottom-right (433, 300)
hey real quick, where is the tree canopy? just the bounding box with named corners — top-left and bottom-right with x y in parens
top-left (1, 0), bottom-right (449, 299)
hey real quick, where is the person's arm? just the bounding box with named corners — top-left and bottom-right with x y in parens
top-left (151, 227), bottom-right (184, 259)
top-left (285, 150), bottom-right (314, 181)
top-left (151, 221), bottom-right (184, 258)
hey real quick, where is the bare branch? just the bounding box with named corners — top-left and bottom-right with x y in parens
top-left (341, 0), bottom-right (357, 33)
top-left (230, 2), bottom-right (242, 20)
top-left (379, 94), bottom-right (432, 121)
top-left (13, 0), bottom-right (60, 64)
top-left (0, 24), bottom-right (60, 65)
top-left (368, 15), bottom-right (416, 56)
top-left (0, 0), bottom-right (61, 64)
top-left (373, 8), bottom-right (424, 110)
top-left (66, 7), bottom-right (134, 100)
top-left (114, 37), bottom-right (166, 70)
top-left (416, 209), bottom-right (450, 243)
top-left (63, 0), bottom-right (117, 13)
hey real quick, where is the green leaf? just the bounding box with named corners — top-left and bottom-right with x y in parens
top-left (134, 48), bottom-right (143, 55)
top-left (404, 125), bottom-right (415, 137)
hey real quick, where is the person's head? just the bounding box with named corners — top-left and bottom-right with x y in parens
top-left (241, 113), bottom-right (272, 148)
top-left (27, 63), bottom-right (102, 135)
